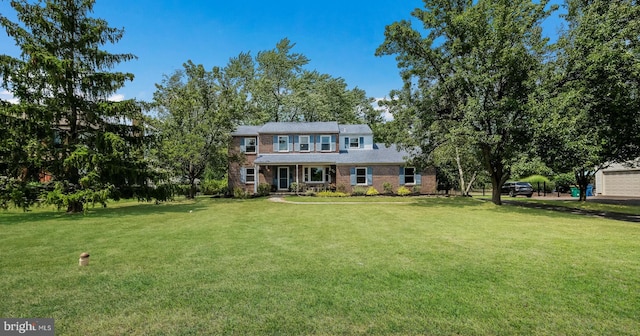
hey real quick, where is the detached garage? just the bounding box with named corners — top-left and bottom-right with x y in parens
top-left (595, 161), bottom-right (640, 197)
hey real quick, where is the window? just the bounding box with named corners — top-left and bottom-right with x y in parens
top-left (305, 167), bottom-right (325, 182)
top-left (246, 168), bottom-right (255, 183)
top-left (321, 135), bottom-right (331, 151)
top-left (244, 137), bottom-right (256, 153)
top-left (404, 167), bottom-right (415, 184)
top-left (299, 135), bottom-right (310, 151)
top-left (349, 137), bottom-right (360, 148)
top-left (356, 167), bottom-right (367, 184)
top-left (278, 136), bottom-right (289, 152)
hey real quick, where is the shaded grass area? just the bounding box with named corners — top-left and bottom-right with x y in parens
top-left (1, 197), bottom-right (639, 335)
top-left (499, 197), bottom-right (640, 216)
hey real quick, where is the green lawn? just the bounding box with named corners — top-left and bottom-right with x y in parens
top-left (505, 197), bottom-right (640, 215)
top-left (1, 197), bottom-right (639, 335)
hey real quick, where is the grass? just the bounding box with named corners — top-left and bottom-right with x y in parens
top-left (1, 196), bottom-right (639, 335)
top-left (503, 197), bottom-right (640, 215)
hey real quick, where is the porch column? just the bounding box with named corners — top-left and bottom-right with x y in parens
top-left (295, 164), bottom-right (299, 193)
top-left (254, 163), bottom-right (259, 194)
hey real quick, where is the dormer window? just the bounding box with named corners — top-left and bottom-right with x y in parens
top-left (350, 137), bottom-right (360, 148)
top-left (320, 135), bottom-right (331, 151)
top-left (344, 136), bottom-right (364, 149)
top-left (300, 135), bottom-right (310, 151)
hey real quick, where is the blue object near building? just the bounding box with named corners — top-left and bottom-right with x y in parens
top-left (586, 184), bottom-right (593, 196)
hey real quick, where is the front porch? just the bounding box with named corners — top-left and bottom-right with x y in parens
top-left (257, 164), bottom-right (337, 193)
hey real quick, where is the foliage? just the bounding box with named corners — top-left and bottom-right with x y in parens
top-left (257, 183), bottom-right (271, 197)
top-left (43, 182), bottom-right (112, 213)
top-left (0, 177), bottom-right (43, 211)
top-left (520, 175), bottom-right (553, 193)
top-left (365, 187), bottom-right (379, 196)
top-left (382, 182), bottom-right (394, 195)
top-left (201, 178), bottom-right (228, 195)
top-left (510, 156), bottom-right (554, 180)
top-left (533, 0), bottom-right (640, 201)
top-left (316, 191), bottom-right (349, 197)
top-left (233, 187), bottom-right (250, 199)
top-left (351, 186), bottom-right (368, 196)
top-left (0, 0), bottom-right (150, 212)
top-left (553, 172), bottom-right (577, 193)
top-left (151, 60), bottom-right (247, 199)
top-left (396, 186), bottom-right (411, 196)
top-left (376, 0), bottom-right (555, 205)
top-left (289, 182), bottom-right (299, 192)
top-left (249, 38), bottom-right (380, 125)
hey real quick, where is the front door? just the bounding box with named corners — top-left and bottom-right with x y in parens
top-left (278, 167), bottom-right (289, 190)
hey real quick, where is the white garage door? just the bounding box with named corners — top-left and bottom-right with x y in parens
top-left (603, 171), bottom-right (640, 197)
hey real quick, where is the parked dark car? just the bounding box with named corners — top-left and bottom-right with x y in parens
top-left (501, 182), bottom-right (534, 197)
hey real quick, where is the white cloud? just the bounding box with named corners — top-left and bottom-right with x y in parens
top-left (0, 89), bottom-right (19, 104)
top-left (107, 93), bottom-right (125, 102)
top-left (373, 97), bottom-right (394, 121)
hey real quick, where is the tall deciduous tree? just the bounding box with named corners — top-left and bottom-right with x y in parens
top-left (249, 38), bottom-right (383, 127)
top-left (376, 0), bottom-right (555, 204)
top-left (534, 0), bottom-right (640, 201)
top-left (152, 60), bottom-right (247, 198)
top-left (0, 0), bottom-right (148, 212)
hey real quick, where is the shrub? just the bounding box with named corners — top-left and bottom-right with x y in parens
top-left (382, 182), bottom-right (393, 194)
top-left (233, 187), bottom-right (250, 199)
top-left (317, 191), bottom-right (349, 197)
top-left (396, 186), bottom-right (412, 196)
top-left (201, 178), bottom-right (227, 195)
top-left (257, 183), bottom-right (271, 196)
top-left (366, 187), bottom-right (379, 196)
top-left (289, 182), bottom-right (300, 191)
top-left (412, 185), bottom-right (421, 194)
top-left (351, 186), bottom-right (367, 196)
top-left (305, 190), bottom-right (316, 196)
top-left (336, 184), bottom-right (347, 193)
top-left (521, 175), bottom-right (553, 192)
top-left (553, 172), bottom-right (577, 193)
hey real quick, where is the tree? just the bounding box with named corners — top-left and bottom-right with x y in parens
top-left (534, 0), bottom-right (640, 201)
top-left (0, 0), bottom-right (148, 212)
top-left (376, 0), bottom-right (555, 204)
top-left (248, 38), bottom-right (384, 126)
top-left (252, 38), bottom-right (310, 123)
top-left (151, 60), bottom-right (247, 198)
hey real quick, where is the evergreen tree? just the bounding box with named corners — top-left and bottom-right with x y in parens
top-left (0, 0), bottom-right (149, 212)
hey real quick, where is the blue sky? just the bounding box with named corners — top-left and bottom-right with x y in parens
top-left (1, 0), bottom-right (564, 103)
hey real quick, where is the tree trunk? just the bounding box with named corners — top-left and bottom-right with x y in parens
top-left (481, 145), bottom-right (507, 205)
top-left (575, 169), bottom-right (591, 202)
top-left (188, 178), bottom-right (196, 199)
top-left (490, 173), bottom-right (503, 205)
top-left (455, 148), bottom-right (466, 196)
top-left (66, 200), bottom-right (84, 213)
top-left (465, 171), bottom-right (478, 196)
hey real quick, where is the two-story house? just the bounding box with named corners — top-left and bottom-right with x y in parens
top-left (229, 122), bottom-right (436, 195)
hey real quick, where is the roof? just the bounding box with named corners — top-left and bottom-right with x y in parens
top-left (258, 122), bottom-right (339, 134)
top-left (232, 125), bottom-right (261, 136)
top-left (336, 144), bottom-right (413, 165)
top-left (338, 124), bottom-right (372, 134)
top-left (253, 144), bottom-right (414, 165)
top-left (254, 153), bottom-right (340, 165)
